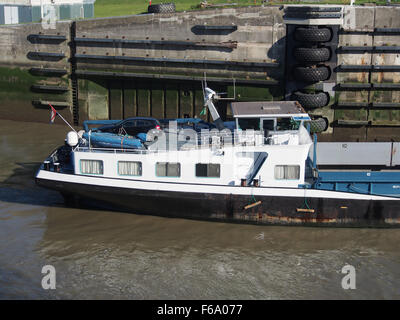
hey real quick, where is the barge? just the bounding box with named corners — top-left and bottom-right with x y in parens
top-left (35, 87), bottom-right (400, 227)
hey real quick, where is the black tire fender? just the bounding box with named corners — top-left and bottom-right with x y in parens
top-left (307, 116), bottom-right (329, 133)
top-left (291, 91), bottom-right (329, 109)
top-left (294, 27), bottom-right (332, 43)
top-left (293, 47), bottom-right (331, 63)
top-left (148, 3), bottom-right (176, 13)
top-left (293, 66), bottom-right (330, 82)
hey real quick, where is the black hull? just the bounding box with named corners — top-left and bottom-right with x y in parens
top-left (36, 177), bottom-right (400, 228)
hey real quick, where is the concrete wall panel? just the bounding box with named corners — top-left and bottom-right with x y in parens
top-left (137, 88), bottom-right (150, 117)
top-left (342, 6), bottom-right (375, 32)
top-left (337, 33), bottom-right (373, 84)
top-left (109, 80), bottom-right (123, 120)
top-left (150, 86), bottom-right (164, 119)
top-left (374, 7), bottom-right (400, 28)
top-left (123, 85), bottom-right (137, 118)
top-left (74, 7), bottom-right (286, 82)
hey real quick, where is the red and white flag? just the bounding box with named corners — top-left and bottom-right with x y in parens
top-left (49, 104), bottom-right (57, 123)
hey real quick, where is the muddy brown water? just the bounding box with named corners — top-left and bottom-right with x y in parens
top-left (0, 119), bottom-right (400, 299)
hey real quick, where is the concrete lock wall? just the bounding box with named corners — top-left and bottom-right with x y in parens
top-left (74, 6), bottom-right (285, 123)
top-left (0, 5), bottom-right (399, 142)
top-left (0, 20), bottom-right (72, 123)
top-left (335, 5), bottom-right (400, 141)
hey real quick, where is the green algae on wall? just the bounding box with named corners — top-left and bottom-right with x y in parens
top-left (76, 78), bottom-right (285, 123)
top-left (227, 85), bottom-right (283, 102)
top-left (78, 79), bottom-right (108, 121)
top-left (0, 66), bottom-right (73, 123)
top-left (0, 66), bottom-right (45, 99)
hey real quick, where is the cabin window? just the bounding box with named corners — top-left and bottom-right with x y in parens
top-left (276, 118), bottom-right (300, 131)
top-left (118, 161), bottom-right (142, 176)
top-left (274, 165), bottom-right (300, 180)
top-left (80, 159), bottom-right (103, 175)
top-left (195, 163), bottom-right (220, 178)
top-left (156, 162), bottom-right (181, 177)
top-left (238, 118), bottom-right (260, 130)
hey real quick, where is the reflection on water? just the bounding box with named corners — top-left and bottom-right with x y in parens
top-left (1, 119), bottom-right (400, 299)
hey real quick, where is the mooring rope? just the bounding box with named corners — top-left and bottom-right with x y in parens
top-left (248, 193), bottom-right (257, 205)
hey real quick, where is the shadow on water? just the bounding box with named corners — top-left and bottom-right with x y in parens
top-left (0, 162), bottom-right (63, 207)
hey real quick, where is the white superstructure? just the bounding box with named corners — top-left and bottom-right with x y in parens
top-left (68, 97), bottom-right (314, 189)
top-left (72, 140), bottom-right (311, 189)
top-left (35, 89), bottom-right (400, 227)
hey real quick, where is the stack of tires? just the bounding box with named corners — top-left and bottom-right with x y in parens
top-left (291, 27), bottom-right (332, 110)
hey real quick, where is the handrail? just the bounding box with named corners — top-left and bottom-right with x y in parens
top-left (74, 146), bottom-right (153, 154)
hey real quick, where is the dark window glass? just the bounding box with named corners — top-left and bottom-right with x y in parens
top-left (196, 163), bottom-right (220, 178)
top-left (238, 118), bottom-right (260, 130)
top-left (276, 118), bottom-right (299, 131)
top-left (156, 162), bottom-right (181, 177)
top-left (123, 120), bottom-right (135, 127)
top-left (263, 119), bottom-right (275, 131)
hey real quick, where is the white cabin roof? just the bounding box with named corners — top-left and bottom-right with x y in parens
top-left (230, 101), bottom-right (310, 119)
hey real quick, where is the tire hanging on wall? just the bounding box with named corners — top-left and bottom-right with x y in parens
top-left (294, 28), bottom-right (332, 43)
top-left (148, 3), bottom-right (176, 13)
top-left (293, 66), bottom-right (330, 82)
top-left (291, 91), bottom-right (329, 109)
top-left (305, 117), bottom-right (329, 133)
top-left (293, 47), bottom-right (330, 63)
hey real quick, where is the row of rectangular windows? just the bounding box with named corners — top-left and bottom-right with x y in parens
top-left (80, 160), bottom-right (220, 178)
top-left (80, 160), bottom-right (300, 180)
